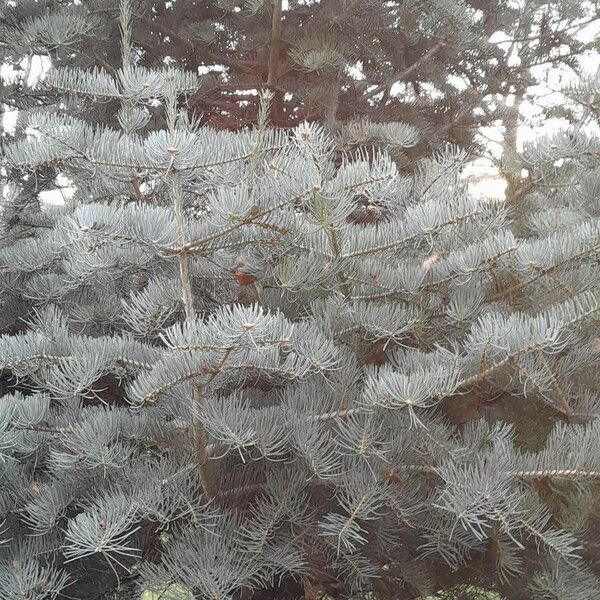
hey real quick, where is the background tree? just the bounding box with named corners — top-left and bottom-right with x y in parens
top-left (0, 1), bottom-right (526, 150)
top-left (485, 0), bottom-right (599, 206)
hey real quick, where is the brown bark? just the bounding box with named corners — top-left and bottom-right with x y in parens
top-left (264, 0), bottom-right (285, 125)
top-left (267, 0), bottom-right (283, 88)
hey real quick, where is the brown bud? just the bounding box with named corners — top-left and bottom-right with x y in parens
top-left (233, 267), bottom-right (257, 286)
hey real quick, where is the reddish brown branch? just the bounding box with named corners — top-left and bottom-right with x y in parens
top-left (267, 0), bottom-right (283, 88)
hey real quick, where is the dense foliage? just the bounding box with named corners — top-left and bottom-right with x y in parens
top-left (1, 1), bottom-right (599, 599)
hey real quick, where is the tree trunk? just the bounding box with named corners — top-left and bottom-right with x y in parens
top-left (501, 86), bottom-right (525, 207)
top-left (266, 0), bottom-right (284, 124)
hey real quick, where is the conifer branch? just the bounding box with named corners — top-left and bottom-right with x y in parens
top-left (516, 469), bottom-right (600, 480)
top-left (488, 242), bottom-right (600, 302)
top-left (168, 196), bottom-right (305, 255)
top-left (342, 206), bottom-right (490, 259)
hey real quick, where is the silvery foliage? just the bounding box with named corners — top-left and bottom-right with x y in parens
top-left (0, 30), bottom-right (600, 600)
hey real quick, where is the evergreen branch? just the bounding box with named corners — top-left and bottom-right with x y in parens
top-left (313, 306), bottom-right (597, 423)
top-left (425, 245), bottom-right (518, 289)
top-left (516, 469), bottom-right (600, 480)
top-left (327, 227), bottom-right (352, 299)
top-left (205, 321), bottom-right (591, 461)
top-left (489, 242), bottom-right (600, 302)
top-left (168, 195), bottom-right (308, 255)
top-left (6, 123), bottom-right (287, 172)
top-left (164, 339), bottom-right (291, 353)
top-left (363, 41), bottom-right (446, 100)
top-left (1, 351), bottom-right (155, 372)
top-left (518, 517), bottom-right (581, 561)
top-left (342, 207), bottom-right (489, 259)
top-left (535, 349), bottom-right (573, 417)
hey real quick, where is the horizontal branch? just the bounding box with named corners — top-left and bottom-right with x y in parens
top-left (489, 242), bottom-right (600, 302)
top-left (165, 195), bottom-right (304, 255)
top-left (516, 469), bottom-right (600, 480)
top-left (342, 207), bottom-right (488, 259)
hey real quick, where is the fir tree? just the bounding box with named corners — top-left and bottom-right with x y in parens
top-left (1, 2), bottom-right (600, 600)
